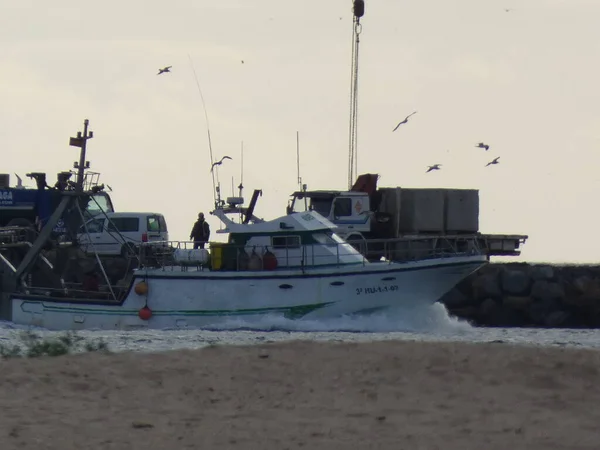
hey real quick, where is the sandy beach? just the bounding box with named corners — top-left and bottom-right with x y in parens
top-left (1, 339), bottom-right (599, 450)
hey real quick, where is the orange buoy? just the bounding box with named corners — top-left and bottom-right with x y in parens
top-left (138, 306), bottom-right (152, 321)
top-left (262, 247), bottom-right (278, 271)
top-left (134, 281), bottom-right (148, 296)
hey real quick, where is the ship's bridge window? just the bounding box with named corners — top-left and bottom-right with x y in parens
top-left (272, 235), bottom-right (301, 249)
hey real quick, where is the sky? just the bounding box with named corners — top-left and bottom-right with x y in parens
top-left (2, 0), bottom-right (600, 263)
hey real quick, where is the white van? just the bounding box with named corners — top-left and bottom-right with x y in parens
top-left (78, 212), bottom-right (169, 256)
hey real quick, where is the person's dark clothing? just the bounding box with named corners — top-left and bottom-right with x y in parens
top-left (190, 219), bottom-right (210, 249)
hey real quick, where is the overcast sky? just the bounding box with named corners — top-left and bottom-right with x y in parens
top-left (2, 0), bottom-right (599, 263)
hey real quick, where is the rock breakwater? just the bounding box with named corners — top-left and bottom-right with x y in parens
top-left (440, 263), bottom-right (600, 328)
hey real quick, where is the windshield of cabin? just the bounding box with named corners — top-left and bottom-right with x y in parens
top-left (291, 196), bottom-right (333, 217)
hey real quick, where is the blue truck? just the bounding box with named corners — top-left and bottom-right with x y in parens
top-left (0, 171), bottom-right (115, 238)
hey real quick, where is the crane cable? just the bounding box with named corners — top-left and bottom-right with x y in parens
top-left (348, 0), bottom-right (364, 190)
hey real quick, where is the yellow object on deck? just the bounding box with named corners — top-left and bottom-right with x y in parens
top-left (210, 242), bottom-right (224, 270)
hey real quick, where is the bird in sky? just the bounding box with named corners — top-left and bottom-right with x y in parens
top-left (211, 156), bottom-right (233, 172)
top-left (157, 66), bottom-right (172, 75)
top-left (486, 157), bottom-right (500, 167)
top-left (426, 164), bottom-right (442, 173)
top-left (476, 142), bottom-right (490, 151)
top-left (392, 111), bottom-right (418, 131)
top-left (505, 8), bottom-right (512, 12)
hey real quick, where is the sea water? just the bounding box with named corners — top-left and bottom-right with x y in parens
top-left (1, 302), bottom-right (599, 354)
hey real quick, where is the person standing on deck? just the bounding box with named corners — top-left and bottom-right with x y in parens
top-left (190, 212), bottom-right (210, 249)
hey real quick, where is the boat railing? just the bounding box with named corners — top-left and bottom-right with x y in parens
top-left (70, 170), bottom-right (103, 191)
top-left (137, 235), bottom-right (483, 271)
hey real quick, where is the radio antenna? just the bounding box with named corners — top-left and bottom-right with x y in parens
top-left (238, 141), bottom-right (244, 198)
top-left (296, 131), bottom-right (302, 191)
top-left (188, 53), bottom-right (218, 208)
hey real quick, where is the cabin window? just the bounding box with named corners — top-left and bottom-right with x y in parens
top-left (312, 232), bottom-right (337, 246)
top-left (290, 198), bottom-right (308, 213)
top-left (272, 235), bottom-right (301, 249)
top-left (333, 198), bottom-right (352, 217)
top-left (107, 217), bottom-right (139, 233)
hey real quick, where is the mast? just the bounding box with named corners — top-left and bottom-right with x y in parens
top-left (347, 0), bottom-right (364, 190)
top-left (69, 119), bottom-right (94, 191)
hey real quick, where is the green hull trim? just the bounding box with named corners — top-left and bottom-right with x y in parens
top-left (25, 301), bottom-right (336, 319)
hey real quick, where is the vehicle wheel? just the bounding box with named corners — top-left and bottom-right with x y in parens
top-left (120, 243), bottom-right (137, 258)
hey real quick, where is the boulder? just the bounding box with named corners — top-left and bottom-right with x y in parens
top-left (531, 280), bottom-right (565, 303)
top-left (573, 276), bottom-right (594, 294)
top-left (501, 269), bottom-right (531, 296)
top-left (491, 306), bottom-right (530, 327)
top-left (439, 288), bottom-right (471, 308)
top-left (530, 265), bottom-right (554, 281)
top-left (471, 274), bottom-right (502, 301)
top-left (503, 296), bottom-right (534, 311)
top-left (479, 298), bottom-right (499, 317)
top-left (544, 310), bottom-right (571, 328)
top-left (572, 276), bottom-right (600, 299)
top-left (528, 298), bottom-right (559, 325)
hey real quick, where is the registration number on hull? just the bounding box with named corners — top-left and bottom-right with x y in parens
top-left (356, 285), bottom-right (399, 295)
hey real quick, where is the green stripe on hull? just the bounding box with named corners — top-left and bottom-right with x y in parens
top-left (28, 301), bottom-right (335, 319)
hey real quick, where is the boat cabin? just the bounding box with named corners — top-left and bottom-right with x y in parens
top-left (209, 208), bottom-right (366, 271)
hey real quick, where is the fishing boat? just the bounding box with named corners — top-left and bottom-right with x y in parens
top-left (5, 188), bottom-right (487, 330)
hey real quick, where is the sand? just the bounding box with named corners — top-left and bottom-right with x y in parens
top-left (1, 340), bottom-right (600, 450)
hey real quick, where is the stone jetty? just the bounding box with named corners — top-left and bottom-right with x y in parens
top-left (439, 263), bottom-right (600, 328)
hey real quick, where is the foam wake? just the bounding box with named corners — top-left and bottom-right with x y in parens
top-left (196, 302), bottom-right (473, 334)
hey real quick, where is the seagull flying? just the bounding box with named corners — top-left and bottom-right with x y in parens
top-left (211, 155), bottom-right (233, 172)
top-left (486, 157), bottom-right (500, 167)
top-left (392, 111), bottom-right (418, 131)
top-left (426, 164), bottom-right (442, 173)
top-left (476, 142), bottom-right (490, 151)
top-left (157, 66), bottom-right (172, 75)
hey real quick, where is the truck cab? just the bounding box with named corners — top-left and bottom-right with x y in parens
top-left (287, 190), bottom-right (372, 239)
top-left (0, 171), bottom-right (115, 242)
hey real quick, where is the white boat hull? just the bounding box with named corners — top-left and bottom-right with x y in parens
top-left (9, 255), bottom-right (486, 330)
